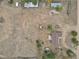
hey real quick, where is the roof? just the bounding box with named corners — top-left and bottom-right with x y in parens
top-left (16, 2), bottom-right (19, 7)
top-left (24, 2), bottom-right (38, 8)
top-left (51, 2), bottom-right (62, 7)
top-left (50, 31), bottom-right (62, 48)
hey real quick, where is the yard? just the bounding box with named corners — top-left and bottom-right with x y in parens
top-left (0, 0), bottom-right (77, 59)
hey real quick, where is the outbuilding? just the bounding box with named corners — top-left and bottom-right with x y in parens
top-left (16, 2), bottom-right (19, 7)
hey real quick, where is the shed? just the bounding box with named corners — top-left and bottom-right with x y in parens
top-left (16, 2), bottom-right (19, 7)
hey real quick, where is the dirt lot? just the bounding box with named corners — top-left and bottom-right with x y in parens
top-left (0, 0), bottom-right (77, 58)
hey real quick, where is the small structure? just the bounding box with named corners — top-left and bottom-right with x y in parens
top-left (16, 2), bottom-right (19, 7)
top-left (24, 2), bottom-right (38, 8)
top-left (51, 2), bottom-right (62, 8)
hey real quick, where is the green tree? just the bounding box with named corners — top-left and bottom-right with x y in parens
top-left (8, 0), bottom-right (14, 4)
top-left (36, 40), bottom-right (42, 48)
top-left (71, 37), bottom-right (79, 46)
top-left (32, 0), bottom-right (37, 5)
top-left (66, 49), bottom-right (76, 57)
top-left (47, 24), bottom-right (53, 32)
top-left (43, 50), bottom-right (55, 59)
top-left (71, 31), bottom-right (77, 36)
top-left (21, 0), bottom-right (30, 3)
top-left (55, 6), bottom-right (63, 11)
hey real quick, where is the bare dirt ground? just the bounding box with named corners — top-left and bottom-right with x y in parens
top-left (0, 0), bottom-right (77, 58)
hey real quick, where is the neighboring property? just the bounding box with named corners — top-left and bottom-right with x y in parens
top-left (51, 2), bottom-right (63, 11)
top-left (21, 0), bottom-right (39, 8)
top-left (24, 2), bottom-right (38, 8)
top-left (51, 2), bottom-right (62, 8)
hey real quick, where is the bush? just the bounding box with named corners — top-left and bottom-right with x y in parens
top-left (66, 49), bottom-right (76, 57)
top-left (47, 24), bottom-right (53, 32)
top-left (44, 50), bottom-right (55, 59)
top-left (55, 6), bottom-right (63, 11)
top-left (32, 0), bottom-right (37, 5)
top-left (42, 56), bottom-right (46, 59)
top-left (21, 0), bottom-right (38, 5)
top-left (36, 40), bottom-right (42, 48)
top-left (8, 0), bottom-right (14, 4)
top-left (71, 31), bottom-right (77, 36)
top-left (71, 37), bottom-right (79, 46)
top-left (47, 0), bottom-right (52, 3)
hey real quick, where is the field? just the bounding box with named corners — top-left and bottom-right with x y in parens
top-left (0, 0), bottom-right (77, 59)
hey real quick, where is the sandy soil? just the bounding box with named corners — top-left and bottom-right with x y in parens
top-left (0, 0), bottom-right (77, 58)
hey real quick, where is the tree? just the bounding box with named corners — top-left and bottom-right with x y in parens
top-left (66, 49), bottom-right (76, 57)
top-left (32, 0), bottom-right (37, 5)
top-left (71, 37), bottom-right (79, 46)
top-left (8, 0), bottom-right (14, 4)
top-left (43, 50), bottom-right (55, 59)
top-left (47, 24), bottom-right (53, 32)
top-left (47, 0), bottom-right (52, 3)
top-left (36, 40), bottom-right (42, 48)
top-left (55, 6), bottom-right (63, 11)
top-left (71, 31), bottom-right (77, 36)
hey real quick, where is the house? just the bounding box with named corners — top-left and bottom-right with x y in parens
top-left (51, 2), bottom-right (62, 8)
top-left (24, 2), bottom-right (38, 8)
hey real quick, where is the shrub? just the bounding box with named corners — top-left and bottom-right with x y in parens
top-left (55, 6), bottom-right (63, 11)
top-left (44, 50), bottom-right (55, 59)
top-left (8, 0), bottom-right (14, 4)
top-left (47, 0), bottom-right (52, 3)
top-left (32, 0), bottom-right (37, 5)
top-left (47, 24), bottom-right (53, 32)
top-left (21, 0), bottom-right (38, 5)
top-left (71, 37), bottom-right (79, 46)
top-left (71, 31), bottom-right (77, 36)
top-left (36, 40), bottom-right (42, 48)
top-left (66, 49), bottom-right (76, 57)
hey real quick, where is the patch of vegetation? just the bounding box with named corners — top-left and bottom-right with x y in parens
top-left (70, 30), bottom-right (78, 46)
top-left (66, 49), bottom-right (76, 57)
top-left (71, 31), bottom-right (77, 37)
top-left (54, 6), bottom-right (63, 11)
top-left (47, 0), bottom-right (52, 3)
top-left (21, 0), bottom-right (30, 3)
top-left (8, 0), bottom-right (14, 4)
top-left (47, 24), bottom-right (53, 33)
top-left (32, 0), bottom-right (38, 5)
top-left (43, 50), bottom-right (55, 59)
top-left (21, 0), bottom-right (38, 5)
top-left (36, 40), bottom-right (42, 48)
top-left (71, 37), bottom-right (79, 46)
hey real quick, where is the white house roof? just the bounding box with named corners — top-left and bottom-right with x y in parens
top-left (16, 2), bottom-right (19, 7)
top-left (24, 2), bottom-right (38, 8)
top-left (51, 3), bottom-right (62, 8)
